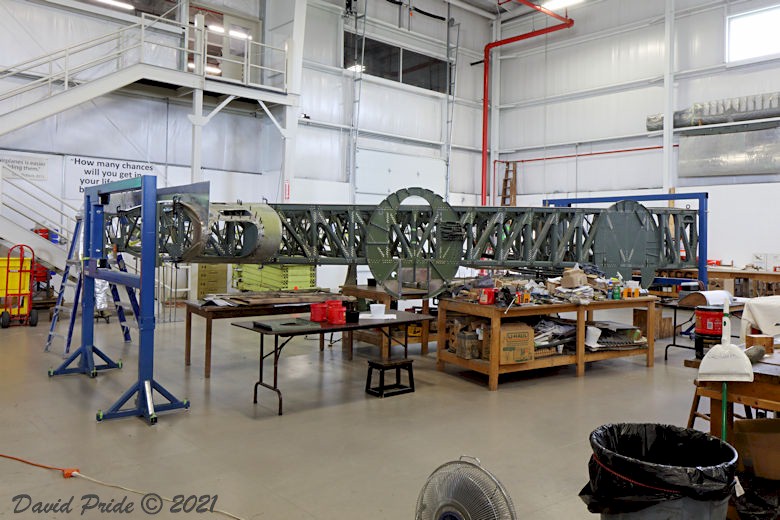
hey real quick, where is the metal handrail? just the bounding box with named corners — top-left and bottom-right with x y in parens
top-left (0, 165), bottom-right (79, 246)
top-left (0, 9), bottom-right (182, 76)
top-left (0, 9), bottom-right (286, 112)
top-left (0, 196), bottom-right (73, 242)
top-left (1, 14), bottom-right (191, 108)
top-left (0, 44), bottom-right (144, 102)
top-left (193, 26), bottom-right (288, 91)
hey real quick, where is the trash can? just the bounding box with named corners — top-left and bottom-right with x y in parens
top-left (579, 423), bottom-right (738, 518)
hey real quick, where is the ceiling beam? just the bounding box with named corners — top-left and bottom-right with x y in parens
top-left (443, 0), bottom-right (497, 19)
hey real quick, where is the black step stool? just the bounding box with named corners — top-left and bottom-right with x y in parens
top-left (365, 359), bottom-right (414, 398)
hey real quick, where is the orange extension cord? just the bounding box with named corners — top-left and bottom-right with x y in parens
top-left (0, 453), bottom-right (244, 520)
top-left (0, 453), bottom-right (79, 478)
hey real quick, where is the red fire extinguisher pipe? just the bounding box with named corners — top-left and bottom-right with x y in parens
top-left (481, 1), bottom-right (574, 205)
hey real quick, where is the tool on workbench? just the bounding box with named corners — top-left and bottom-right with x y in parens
top-left (697, 301), bottom-right (754, 439)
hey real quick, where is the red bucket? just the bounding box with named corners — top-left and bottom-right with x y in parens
top-left (478, 288), bottom-right (496, 305)
top-left (310, 303), bottom-right (327, 322)
top-left (695, 306), bottom-right (723, 336)
top-left (327, 305), bottom-right (346, 325)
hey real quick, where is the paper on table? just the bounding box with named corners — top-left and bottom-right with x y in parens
top-left (359, 313), bottom-right (397, 320)
top-left (678, 290), bottom-right (733, 306)
top-left (202, 297), bottom-right (235, 307)
top-left (698, 290), bottom-right (733, 305)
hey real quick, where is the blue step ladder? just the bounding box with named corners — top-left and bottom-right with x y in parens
top-left (46, 219), bottom-right (139, 355)
top-left (45, 218), bottom-right (82, 354)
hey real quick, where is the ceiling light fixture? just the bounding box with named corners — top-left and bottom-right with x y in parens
top-left (208, 25), bottom-right (225, 34)
top-left (95, 0), bottom-right (134, 10)
top-left (228, 29), bottom-right (251, 40)
top-left (346, 64), bottom-right (365, 73)
top-left (542, 0), bottom-right (585, 11)
top-left (187, 62), bottom-right (222, 75)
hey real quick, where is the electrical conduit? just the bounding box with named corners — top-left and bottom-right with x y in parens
top-left (481, 0), bottom-right (574, 205)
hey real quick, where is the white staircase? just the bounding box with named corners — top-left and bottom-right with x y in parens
top-left (0, 215), bottom-right (68, 271)
top-left (0, 10), bottom-right (290, 139)
top-left (0, 7), bottom-right (291, 270)
top-left (0, 167), bottom-right (77, 272)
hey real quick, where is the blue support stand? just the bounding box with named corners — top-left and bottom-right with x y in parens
top-left (49, 186), bottom-right (122, 377)
top-left (543, 192), bottom-right (709, 286)
top-left (50, 176), bottom-right (189, 423)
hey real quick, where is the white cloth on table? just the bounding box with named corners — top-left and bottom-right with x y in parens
top-left (740, 295), bottom-right (780, 341)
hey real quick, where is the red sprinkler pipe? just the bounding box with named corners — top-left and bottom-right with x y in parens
top-left (480, 0), bottom-right (574, 205)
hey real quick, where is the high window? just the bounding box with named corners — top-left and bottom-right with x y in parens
top-left (344, 32), bottom-right (448, 94)
top-left (727, 5), bottom-right (780, 62)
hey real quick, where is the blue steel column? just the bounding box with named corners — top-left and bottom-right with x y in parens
top-left (138, 176), bottom-right (156, 393)
top-left (83, 191), bottom-right (105, 373)
top-left (98, 175), bottom-right (189, 423)
top-left (50, 185), bottom-right (121, 377)
top-left (698, 193), bottom-right (708, 286)
top-left (80, 190), bottom-right (97, 374)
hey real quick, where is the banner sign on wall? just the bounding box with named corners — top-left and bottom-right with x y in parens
top-left (64, 155), bottom-right (160, 200)
top-left (0, 155), bottom-right (49, 181)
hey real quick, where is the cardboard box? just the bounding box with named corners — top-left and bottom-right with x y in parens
top-left (197, 264), bottom-right (228, 280)
top-left (561, 267), bottom-right (587, 288)
top-left (499, 323), bottom-right (534, 365)
top-left (633, 309), bottom-right (673, 339)
top-left (734, 418), bottom-right (780, 479)
top-left (481, 325), bottom-right (491, 361)
top-left (196, 276), bottom-right (227, 299)
top-left (746, 334), bottom-right (774, 354)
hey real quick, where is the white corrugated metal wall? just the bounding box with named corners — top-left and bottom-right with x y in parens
top-left (295, 0), bottom-right (490, 201)
top-left (497, 0), bottom-right (780, 264)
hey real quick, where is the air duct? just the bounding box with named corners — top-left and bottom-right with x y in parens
top-left (647, 92), bottom-right (780, 131)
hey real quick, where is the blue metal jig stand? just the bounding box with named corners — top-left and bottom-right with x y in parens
top-left (50, 176), bottom-right (189, 424)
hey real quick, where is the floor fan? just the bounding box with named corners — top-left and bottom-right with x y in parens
top-left (415, 456), bottom-right (517, 520)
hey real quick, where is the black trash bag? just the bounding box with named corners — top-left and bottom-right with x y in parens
top-left (734, 473), bottom-right (780, 520)
top-left (579, 423), bottom-right (738, 515)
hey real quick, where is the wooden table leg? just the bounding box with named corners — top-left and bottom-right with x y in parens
top-left (421, 299), bottom-right (430, 356)
top-left (204, 317), bottom-right (212, 378)
top-left (489, 316), bottom-right (501, 390)
top-left (381, 295), bottom-right (391, 358)
top-left (436, 302), bottom-right (447, 371)
top-left (319, 333), bottom-right (324, 351)
top-left (646, 301), bottom-right (655, 367)
top-left (343, 330), bottom-right (353, 360)
top-left (576, 307), bottom-right (586, 377)
top-left (185, 309), bottom-right (192, 366)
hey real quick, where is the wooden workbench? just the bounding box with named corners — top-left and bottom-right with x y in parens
top-left (185, 291), bottom-right (349, 378)
top-left (685, 355), bottom-right (780, 442)
top-left (436, 296), bottom-right (656, 390)
top-left (679, 267), bottom-right (780, 297)
top-left (340, 284), bottom-right (431, 357)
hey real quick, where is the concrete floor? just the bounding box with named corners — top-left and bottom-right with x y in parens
top-left (0, 307), bottom-right (702, 519)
